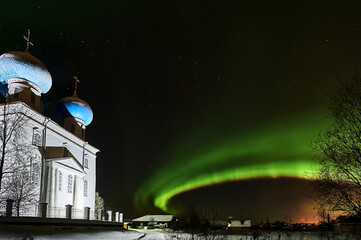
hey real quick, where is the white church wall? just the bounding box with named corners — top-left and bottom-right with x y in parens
top-left (0, 102), bottom-right (98, 219)
top-left (47, 164), bottom-right (76, 217)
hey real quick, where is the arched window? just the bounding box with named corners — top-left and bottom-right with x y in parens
top-left (83, 180), bottom-right (88, 197)
top-left (0, 126), bottom-right (4, 139)
top-left (84, 155), bottom-right (89, 169)
top-left (13, 88), bottom-right (19, 99)
top-left (32, 128), bottom-right (42, 146)
top-left (67, 175), bottom-right (73, 193)
top-left (58, 171), bottom-right (62, 191)
top-left (31, 162), bottom-right (40, 185)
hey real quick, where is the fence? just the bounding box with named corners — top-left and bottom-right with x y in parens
top-left (0, 199), bottom-right (123, 223)
top-left (47, 206), bottom-right (66, 218)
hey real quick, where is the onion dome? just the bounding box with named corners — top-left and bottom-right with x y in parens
top-left (57, 96), bottom-right (93, 126)
top-left (57, 77), bottom-right (93, 126)
top-left (0, 51), bottom-right (52, 93)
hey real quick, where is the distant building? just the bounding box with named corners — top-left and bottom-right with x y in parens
top-left (227, 219), bottom-right (251, 231)
top-left (131, 215), bottom-right (176, 229)
top-left (0, 36), bottom-right (98, 218)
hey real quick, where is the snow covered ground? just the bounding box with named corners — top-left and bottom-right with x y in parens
top-left (0, 225), bottom-right (142, 240)
top-left (0, 225), bottom-right (360, 240)
top-left (161, 231), bottom-right (361, 240)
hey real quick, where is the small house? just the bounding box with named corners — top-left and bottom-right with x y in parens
top-left (131, 214), bottom-right (176, 229)
top-left (227, 219), bottom-right (251, 231)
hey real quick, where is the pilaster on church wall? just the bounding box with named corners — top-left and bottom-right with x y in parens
top-left (73, 175), bottom-right (84, 210)
top-left (52, 162), bottom-right (80, 207)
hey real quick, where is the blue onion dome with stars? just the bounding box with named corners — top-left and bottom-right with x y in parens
top-left (0, 51), bottom-right (52, 94)
top-left (57, 78), bottom-right (93, 126)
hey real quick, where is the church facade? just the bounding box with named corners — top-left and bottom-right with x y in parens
top-left (0, 37), bottom-right (98, 219)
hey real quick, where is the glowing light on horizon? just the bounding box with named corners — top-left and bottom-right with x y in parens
top-left (134, 110), bottom-right (329, 213)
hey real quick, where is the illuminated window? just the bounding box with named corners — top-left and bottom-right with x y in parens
top-left (58, 171), bottom-right (62, 191)
top-left (67, 175), bottom-right (73, 193)
top-left (83, 180), bottom-right (88, 197)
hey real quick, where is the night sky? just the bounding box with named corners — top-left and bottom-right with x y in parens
top-left (1, 0), bottom-right (361, 222)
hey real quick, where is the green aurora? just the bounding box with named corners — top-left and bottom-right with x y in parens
top-left (135, 110), bottom-right (330, 213)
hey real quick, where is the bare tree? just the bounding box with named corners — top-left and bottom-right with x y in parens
top-left (8, 153), bottom-right (38, 216)
top-left (312, 74), bottom-right (361, 216)
top-left (0, 103), bottom-right (30, 191)
top-left (0, 102), bottom-right (40, 215)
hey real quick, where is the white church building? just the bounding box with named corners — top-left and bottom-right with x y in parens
top-left (0, 36), bottom-right (98, 219)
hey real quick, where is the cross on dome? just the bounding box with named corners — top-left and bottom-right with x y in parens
top-left (0, 30), bottom-right (52, 94)
top-left (73, 76), bottom-right (80, 96)
top-left (23, 29), bottom-right (34, 52)
top-left (56, 76), bottom-right (93, 126)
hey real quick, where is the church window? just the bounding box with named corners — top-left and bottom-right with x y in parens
top-left (0, 126), bottom-right (4, 139)
top-left (71, 124), bottom-right (75, 133)
top-left (83, 180), bottom-right (88, 197)
top-left (31, 92), bottom-right (35, 104)
top-left (64, 148), bottom-right (68, 157)
top-left (32, 128), bottom-right (41, 146)
top-left (13, 88), bottom-right (19, 99)
top-left (67, 175), bottom-right (73, 193)
top-left (84, 155), bottom-right (88, 169)
top-left (31, 162), bottom-right (40, 185)
top-left (58, 171), bottom-right (62, 191)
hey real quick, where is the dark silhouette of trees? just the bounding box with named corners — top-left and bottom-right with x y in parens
top-left (312, 74), bottom-right (361, 217)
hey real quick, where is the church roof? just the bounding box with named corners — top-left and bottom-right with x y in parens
top-left (44, 146), bottom-right (85, 174)
top-left (0, 51), bottom-right (52, 93)
top-left (4, 101), bottom-right (99, 154)
top-left (132, 215), bottom-right (175, 222)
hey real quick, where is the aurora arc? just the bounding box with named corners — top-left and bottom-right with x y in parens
top-left (135, 110), bottom-right (330, 213)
